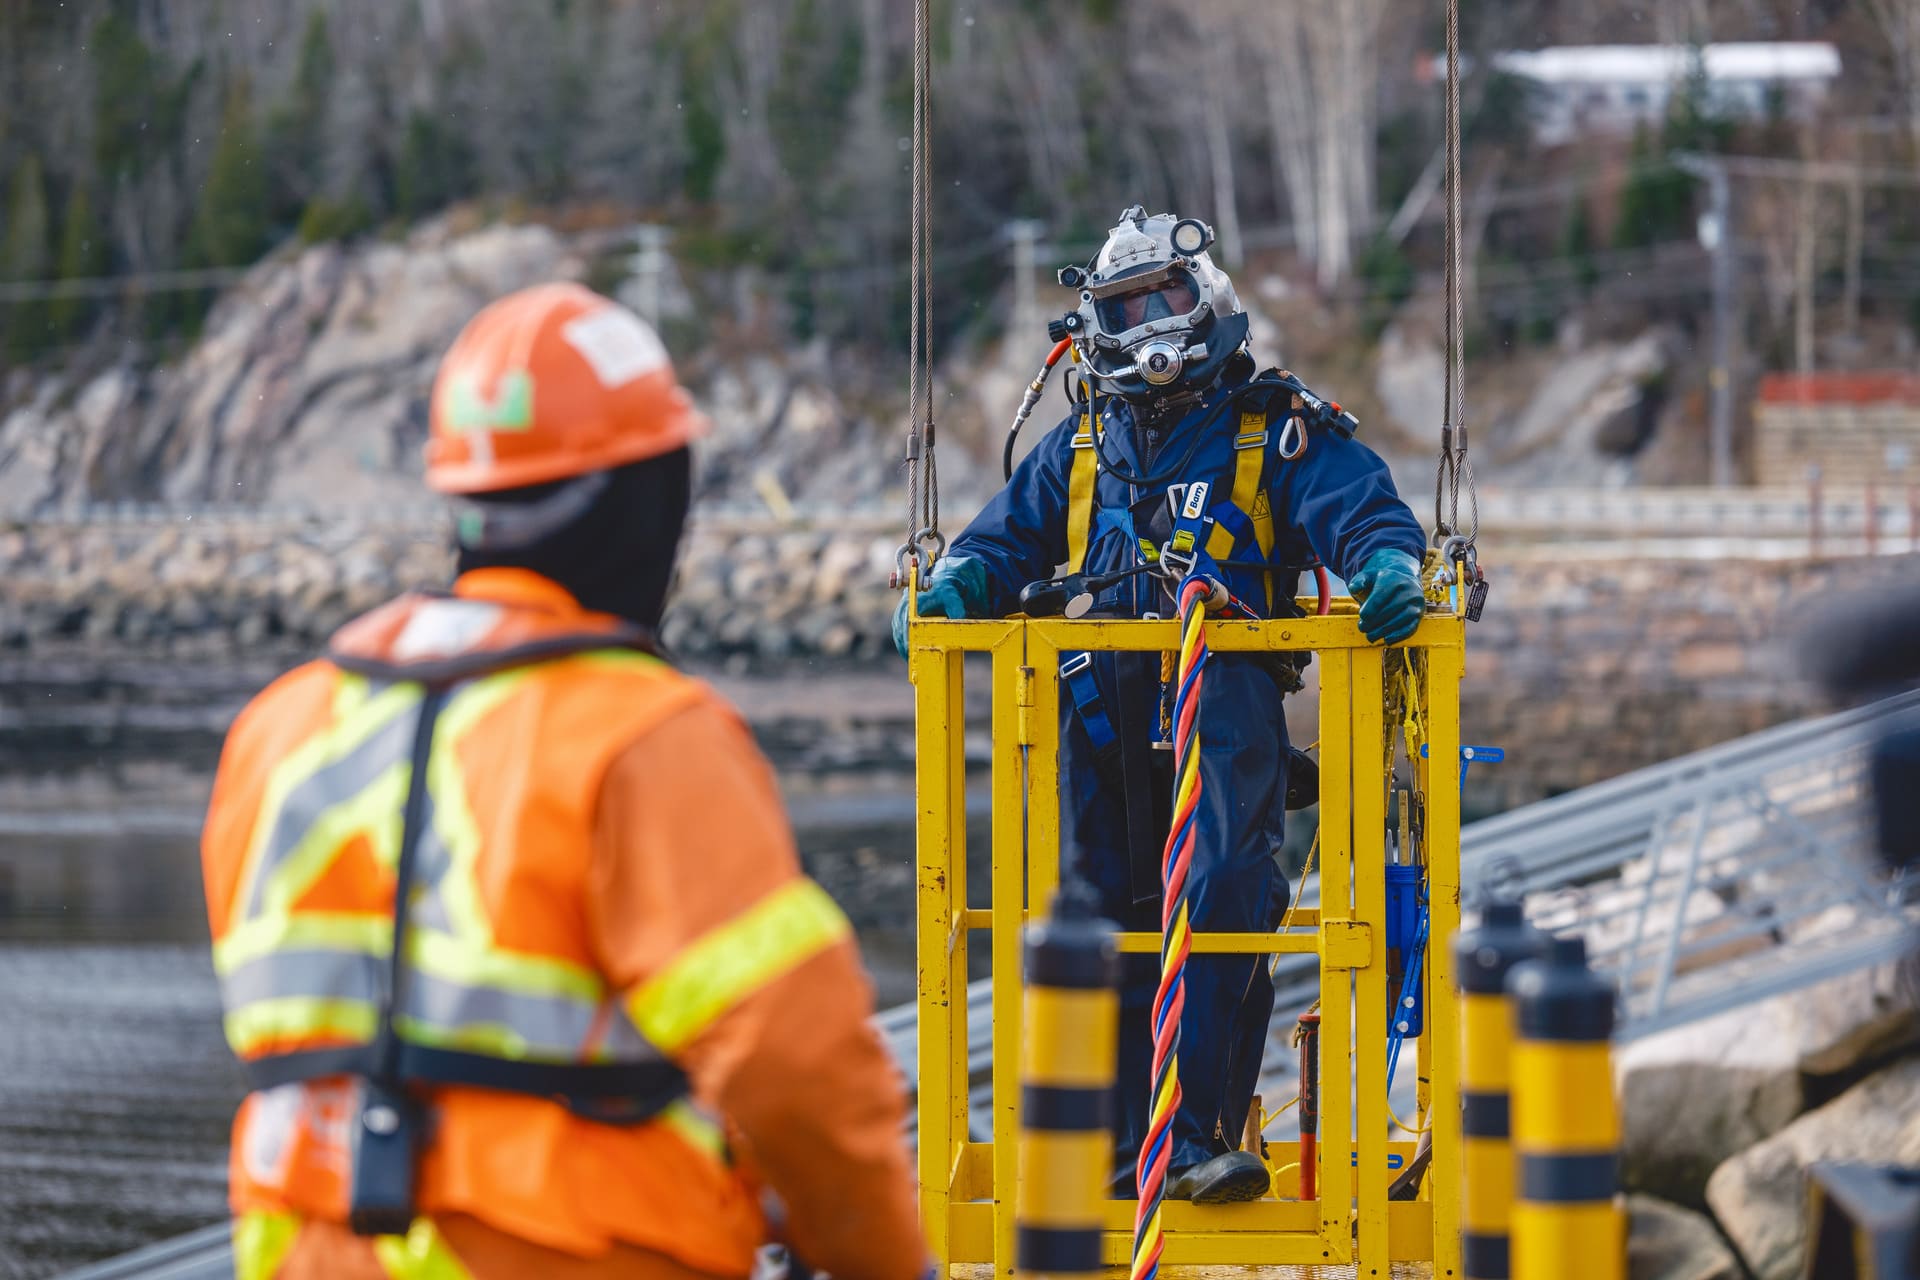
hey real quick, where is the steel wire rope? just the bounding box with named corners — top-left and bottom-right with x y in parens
top-left (1435, 0), bottom-right (1479, 550)
top-left (899, 0), bottom-right (941, 580)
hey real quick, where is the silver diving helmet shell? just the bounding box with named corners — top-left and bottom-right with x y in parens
top-left (1064, 206), bottom-right (1247, 402)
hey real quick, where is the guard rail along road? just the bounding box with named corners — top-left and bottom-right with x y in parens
top-left (9, 485), bottom-right (1920, 555)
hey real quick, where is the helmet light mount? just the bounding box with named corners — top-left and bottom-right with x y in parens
top-left (1170, 218), bottom-right (1213, 255)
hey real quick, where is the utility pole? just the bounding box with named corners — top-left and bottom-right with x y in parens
top-left (1007, 219), bottom-right (1046, 345)
top-left (1794, 173), bottom-right (1817, 376)
top-left (1844, 165), bottom-right (1865, 339)
top-left (631, 224), bottom-right (670, 328)
top-left (1677, 153), bottom-right (1737, 488)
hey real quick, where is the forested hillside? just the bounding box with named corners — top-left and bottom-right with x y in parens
top-left (2, 0), bottom-right (1910, 368)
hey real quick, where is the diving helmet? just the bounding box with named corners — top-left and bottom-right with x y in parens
top-left (1054, 205), bottom-right (1249, 404)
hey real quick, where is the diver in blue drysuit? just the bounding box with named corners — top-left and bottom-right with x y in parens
top-left (894, 207), bottom-right (1428, 1203)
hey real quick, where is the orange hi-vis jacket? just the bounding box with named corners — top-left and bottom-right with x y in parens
top-left (201, 568), bottom-right (925, 1280)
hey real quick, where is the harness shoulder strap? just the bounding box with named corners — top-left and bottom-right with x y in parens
top-left (1206, 408), bottom-right (1276, 563)
top-left (1066, 409), bottom-right (1099, 574)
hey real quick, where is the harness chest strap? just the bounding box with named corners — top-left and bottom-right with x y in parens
top-left (1065, 408), bottom-right (1276, 579)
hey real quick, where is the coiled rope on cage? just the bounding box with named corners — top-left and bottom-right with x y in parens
top-left (897, 0), bottom-right (943, 586)
top-left (1434, 0), bottom-right (1478, 552)
top-left (1131, 576), bottom-right (1210, 1280)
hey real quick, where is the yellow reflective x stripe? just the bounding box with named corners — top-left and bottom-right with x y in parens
top-left (656, 1099), bottom-right (728, 1162)
top-left (570, 649), bottom-right (670, 676)
top-left (233, 1210), bottom-right (301, 1280)
top-left (425, 667), bottom-right (540, 944)
top-left (216, 911), bottom-right (391, 977)
top-left (407, 927), bottom-right (602, 1006)
top-left (235, 679), bottom-right (422, 919)
top-left (1066, 415), bottom-right (1098, 573)
top-left (373, 1218), bottom-right (477, 1280)
top-left (225, 995), bottom-right (379, 1057)
top-left (389, 1013), bottom-right (538, 1061)
top-left (262, 764), bottom-right (409, 914)
top-left (626, 878), bottom-right (851, 1054)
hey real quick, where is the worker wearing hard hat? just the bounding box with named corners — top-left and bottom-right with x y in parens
top-left (203, 284), bottom-right (926, 1279)
top-left (895, 207), bottom-right (1427, 1203)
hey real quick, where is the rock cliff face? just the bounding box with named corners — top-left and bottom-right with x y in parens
top-left (0, 216), bottom-right (991, 520)
top-left (1, 222), bottom-right (577, 513)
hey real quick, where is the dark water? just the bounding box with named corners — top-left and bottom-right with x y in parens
top-left (0, 795), bottom-right (957, 1280)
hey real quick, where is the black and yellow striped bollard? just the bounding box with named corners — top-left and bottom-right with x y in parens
top-left (1453, 899), bottom-right (1547, 1280)
top-left (1508, 935), bottom-right (1623, 1280)
top-left (1017, 895), bottom-right (1120, 1280)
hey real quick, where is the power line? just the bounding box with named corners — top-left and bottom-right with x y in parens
top-left (0, 265), bottom-right (250, 304)
top-left (1703, 154), bottom-right (1920, 189)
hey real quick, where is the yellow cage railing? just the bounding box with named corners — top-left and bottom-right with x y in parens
top-left (907, 601), bottom-right (1466, 1276)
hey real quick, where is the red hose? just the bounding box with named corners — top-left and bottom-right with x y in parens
top-left (1314, 565), bottom-right (1331, 616)
top-left (1044, 337), bottom-right (1073, 368)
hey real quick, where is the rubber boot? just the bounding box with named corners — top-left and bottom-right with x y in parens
top-left (1165, 1150), bottom-right (1270, 1204)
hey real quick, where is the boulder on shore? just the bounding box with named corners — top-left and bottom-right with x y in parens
top-left (1627, 1194), bottom-right (1741, 1280)
top-left (1706, 1055), bottom-right (1920, 1280)
top-left (1617, 1003), bottom-right (1803, 1207)
top-left (1616, 954), bottom-right (1920, 1206)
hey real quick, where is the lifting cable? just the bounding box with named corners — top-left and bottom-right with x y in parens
top-left (1435, 0), bottom-right (1479, 554)
top-left (897, 0), bottom-right (942, 587)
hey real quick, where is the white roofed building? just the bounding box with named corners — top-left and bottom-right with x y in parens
top-left (1444, 43), bottom-right (1842, 146)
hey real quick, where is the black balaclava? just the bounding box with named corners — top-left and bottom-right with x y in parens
top-left (454, 448), bottom-right (692, 631)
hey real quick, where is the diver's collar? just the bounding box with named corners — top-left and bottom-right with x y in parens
top-left (1132, 366), bottom-right (1251, 424)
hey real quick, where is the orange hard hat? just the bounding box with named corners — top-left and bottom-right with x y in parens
top-left (425, 282), bottom-right (709, 494)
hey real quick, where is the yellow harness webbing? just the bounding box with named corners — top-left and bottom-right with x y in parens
top-left (1067, 408), bottom-right (1276, 594)
top-left (1066, 411), bottom-right (1099, 573)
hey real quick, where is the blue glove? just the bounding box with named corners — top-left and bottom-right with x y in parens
top-left (1348, 548), bottom-right (1426, 645)
top-left (892, 556), bottom-right (990, 659)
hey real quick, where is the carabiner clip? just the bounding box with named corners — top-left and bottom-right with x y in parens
top-left (1277, 414), bottom-right (1307, 461)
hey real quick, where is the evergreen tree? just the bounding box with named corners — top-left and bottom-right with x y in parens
top-left (1614, 49), bottom-right (1732, 251)
top-left (265, 8), bottom-right (335, 225)
top-left (1613, 125), bottom-right (1692, 250)
top-left (1560, 194), bottom-right (1598, 293)
top-left (91, 12), bottom-right (174, 182)
top-left (50, 182), bottom-right (106, 341)
top-left (770, 0), bottom-right (863, 191)
top-left (194, 79), bottom-right (272, 270)
top-left (395, 109), bottom-right (476, 219)
top-left (1, 151), bottom-right (54, 361)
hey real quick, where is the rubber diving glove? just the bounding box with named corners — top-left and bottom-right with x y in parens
top-left (1348, 548), bottom-right (1426, 645)
top-left (892, 555), bottom-right (990, 659)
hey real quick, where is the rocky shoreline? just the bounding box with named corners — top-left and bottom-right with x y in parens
top-left (7, 514), bottom-right (1916, 808)
top-left (1619, 954), bottom-right (1920, 1278)
top-left (0, 514), bottom-right (905, 667)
